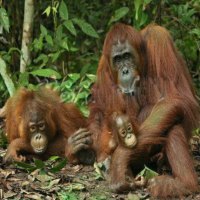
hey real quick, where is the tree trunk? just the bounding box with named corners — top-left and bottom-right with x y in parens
top-left (20, 0), bottom-right (34, 73)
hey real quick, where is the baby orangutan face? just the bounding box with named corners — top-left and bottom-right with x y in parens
top-left (113, 113), bottom-right (137, 148)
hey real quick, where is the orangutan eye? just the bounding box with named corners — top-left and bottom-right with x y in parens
top-left (127, 123), bottom-right (132, 132)
top-left (123, 52), bottom-right (131, 59)
top-left (38, 123), bottom-right (45, 131)
top-left (30, 125), bottom-right (36, 133)
top-left (120, 129), bottom-right (126, 137)
top-left (113, 55), bottom-right (121, 64)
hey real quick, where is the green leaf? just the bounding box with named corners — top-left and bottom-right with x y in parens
top-left (80, 80), bottom-right (92, 89)
top-left (43, 6), bottom-right (51, 17)
top-left (73, 18), bottom-right (99, 38)
top-left (63, 20), bottom-right (77, 36)
top-left (69, 46), bottom-right (78, 52)
top-left (55, 25), bottom-right (63, 41)
top-left (134, 0), bottom-right (143, 20)
top-left (32, 35), bottom-right (44, 51)
top-left (49, 51), bottom-right (62, 62)
top-left (59, 1), bottom-right (68, 20)
top-left (108, 7), bottom-right (129, 24)
top-left (68, 73), bottom-right (80, 82)
top-left (86, 74), bottom-right (96, 82)
top-left (59, 191), bottom-right (78, 200)
top-left (193, 128), bottom-right (200, 135)
top-left (33, 54), bottom-right (48, 67)
top-left (80, 106), bottom-right (89, 117)
top-left (61, 91), bottom-right (76, 102)
top-left (30, 69), bottom-right (62, 79)
top-left (40, 24), bottom-right (48, 36)
top-left (18, 72), bottom-right (29, 87)
top-left (0, 57), bottom-right (15, 96)
top-left (60, 37), bottom-right (69, 50)
top-left (48, 156), bottom-right (60, 161)
top-left (50, 158), bottom-right (67, 173)
top-left (34, 159), bottom-right (45, 169)
top-left (45, 34), bottom-right (53, 46)
top-left (52, 7), bottom-right (58, 14)
top-left (63, 80), bottom-right (74, 89)
top-left (139, 12), bottom-right (148, 27)
top-left (138, 165), bottom-right (158, 180)
top-left (190, 28), bottom-right (200, 39)
top-left (15, 161), bottom-right (37, 172)
top-left (75, 91), bottom-right (89, 101)
top-left (94, 162), bottom-right (105, 180)
top-left (0, 7), bottom-right (10, 32)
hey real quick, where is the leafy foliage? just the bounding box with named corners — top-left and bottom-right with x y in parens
top-left (58, 191), bottom-right (79, 200)
top-left (0, 7), bottom-right (10, 32)
top-left (0, 58), bottom-right (15, 96)
top-left (108, 7), bottom-right (130, 25)
top-left (51, 73), bottom-right (96, 116)
top-left (72, 18), bottom-right (99, 38)
top-left (30, 68), bottom-right (62, 79)
top-left (30, 0), bottom-right (99, 75)
top-left (15, 156), bottom-right (67, 173)
top-left (0, 0), bottom-right (199, 118)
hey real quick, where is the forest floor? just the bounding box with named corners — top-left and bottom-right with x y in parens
top-left (0, 131), bottom-right (199, 199)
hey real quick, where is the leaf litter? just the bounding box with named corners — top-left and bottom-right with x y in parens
top-left (0, 134), bottom-right (199, 200)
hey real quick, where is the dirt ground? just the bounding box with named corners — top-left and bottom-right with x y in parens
top-left (0, 129), bottom-right (199, 200)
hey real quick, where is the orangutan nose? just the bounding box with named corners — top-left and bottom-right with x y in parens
top-left (122, 67), bottom-right (129, 75)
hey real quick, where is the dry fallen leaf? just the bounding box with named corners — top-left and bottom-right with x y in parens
top-left (3, 191), bottom-right (17, 199)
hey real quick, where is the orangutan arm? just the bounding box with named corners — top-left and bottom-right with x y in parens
top-left (4, 138), bottom-right (34, 162)
top-left (137, 98), bottom-right (184, 145)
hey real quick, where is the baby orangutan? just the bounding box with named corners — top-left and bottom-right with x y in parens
top-left (112, 112), bottom-right (138, 148)
top-left (98, 112), bottom-right (139, 171)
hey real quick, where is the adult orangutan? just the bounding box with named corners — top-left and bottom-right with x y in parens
top-left (4, 87), bottom-right (94, 164)
top-left (109, 24), bottom-right (199, 197)
top-left (137, 24), bottom-right (200, 197)
top-left (68, 23), bottom-right (199, 198)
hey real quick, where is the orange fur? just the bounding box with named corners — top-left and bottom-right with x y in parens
top-left (5, 87), bottom-right (87, 162)
top-left (88, 24), bottom-right (143, 162)
top-left (88, 23), bottom-right (200, 198)
top-left (138, 25), bottom-right (199, 197)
